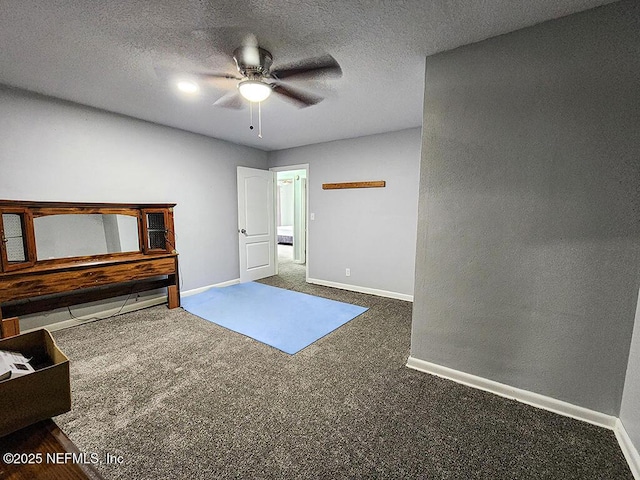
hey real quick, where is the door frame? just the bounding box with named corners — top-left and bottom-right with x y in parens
top-left (270, 164), bottom-right (309, 282)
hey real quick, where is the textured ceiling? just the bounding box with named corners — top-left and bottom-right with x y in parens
top-left (0, 0), bottom-right (615, 151)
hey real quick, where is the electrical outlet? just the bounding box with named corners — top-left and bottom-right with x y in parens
top-left (346, 268), bottom-right (350, 277)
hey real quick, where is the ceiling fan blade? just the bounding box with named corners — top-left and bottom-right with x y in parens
top-left (213, 92), bottom-right (245, 109)
top-left (270, 55), bottom-right (342, 81)
top-left (154, 65), bottom-right (241, 83)
top-left (196, 72), bottom-right (242, 82)
top-left (271, 83), bottom-right (323, 108)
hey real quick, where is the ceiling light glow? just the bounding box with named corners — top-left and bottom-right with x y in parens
top-left (238, 80), bottom-right (272, 103)
top-left (177, 81), bottom-right (199, 94)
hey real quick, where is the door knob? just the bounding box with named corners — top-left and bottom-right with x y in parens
top-left (240, 229), bottom-right (247, 235)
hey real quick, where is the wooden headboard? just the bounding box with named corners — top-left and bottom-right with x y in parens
top-left (0, 200), bottom-right (180, 338)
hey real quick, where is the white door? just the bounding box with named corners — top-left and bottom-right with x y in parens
top-left (237, 166), bottom-right (276, 282)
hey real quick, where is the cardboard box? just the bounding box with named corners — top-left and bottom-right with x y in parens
top-left (0, 329), bottom-right (71, 437)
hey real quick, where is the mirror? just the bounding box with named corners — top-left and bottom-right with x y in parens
top-left (34, 214), bottom-right (140, 260)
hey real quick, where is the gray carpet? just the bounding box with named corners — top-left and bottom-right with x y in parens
top-left (52, 250), bottom-right (632, 479)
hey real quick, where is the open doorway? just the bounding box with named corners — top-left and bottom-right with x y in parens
top-left (270, 164), bottom-right (309, 279)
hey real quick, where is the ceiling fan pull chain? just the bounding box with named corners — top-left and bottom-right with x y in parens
top-left (249, 102), bottom-right (254, 131)
top-left (258, 101), bottom-right (263, 139)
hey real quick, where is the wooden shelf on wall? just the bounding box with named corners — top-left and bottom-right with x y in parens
top-left (322, 181), bottom-right (386, 190)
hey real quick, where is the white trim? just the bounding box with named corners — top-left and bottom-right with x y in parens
top-left (269, 163), bottom-right (309, 172)
top-left (405, 356), bottom-right (616, 429)
top-left (24, 296), bottom-right (167, 334)
top-left (615, 419), bottom-right (640, 479)
top-left (307, 277), bottom-right (413, 302)
top-left (181, 278), bottom-right (241, 297)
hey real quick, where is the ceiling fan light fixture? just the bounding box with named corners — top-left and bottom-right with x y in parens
top-left (238, 80), bottom-right (272, 103)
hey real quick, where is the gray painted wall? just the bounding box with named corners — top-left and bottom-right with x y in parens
top-left (0, 86), bottom-right (268, 328)
top-left (411, 0), bottom-right (640, 416)
top-left (621, 292), bottom-right (640, 453)
top-left (268, 128), bottom-right (421, 298)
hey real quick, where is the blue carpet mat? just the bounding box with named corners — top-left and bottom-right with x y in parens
top-left (181, 282), bottom-right (368, 354)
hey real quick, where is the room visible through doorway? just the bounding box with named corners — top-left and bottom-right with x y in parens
top-left (271, 165), bottom-right (309, 279)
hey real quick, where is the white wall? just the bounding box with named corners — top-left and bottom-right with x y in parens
top-left (0, 86), bottom-right (268, 328)
top-left (268, 128), bottom-right (421, 299)
top-left (620, 291), bottom-right (640, 466)
top-left (277, 181), bottom-right (295, 226)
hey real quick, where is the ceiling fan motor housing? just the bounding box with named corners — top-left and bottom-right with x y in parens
top-left (233, 46), bottom-right (273, 78)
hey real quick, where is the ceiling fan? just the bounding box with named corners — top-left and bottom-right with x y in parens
top-left (184, 43), bottom-right (343, 109)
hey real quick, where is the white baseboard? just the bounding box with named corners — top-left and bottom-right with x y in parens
top-left (184, 277), bottom-right (413, 303)
top-left (615, 419), bottom-right (640, 479)
top-left (181, 278), bottom-right (241, 297)
top-left (26, 296), bottom-right (168, 334)
top-left (405, 356), bottom-right (617, 429)
top-left (306, 277), bottom-right (413, 302)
